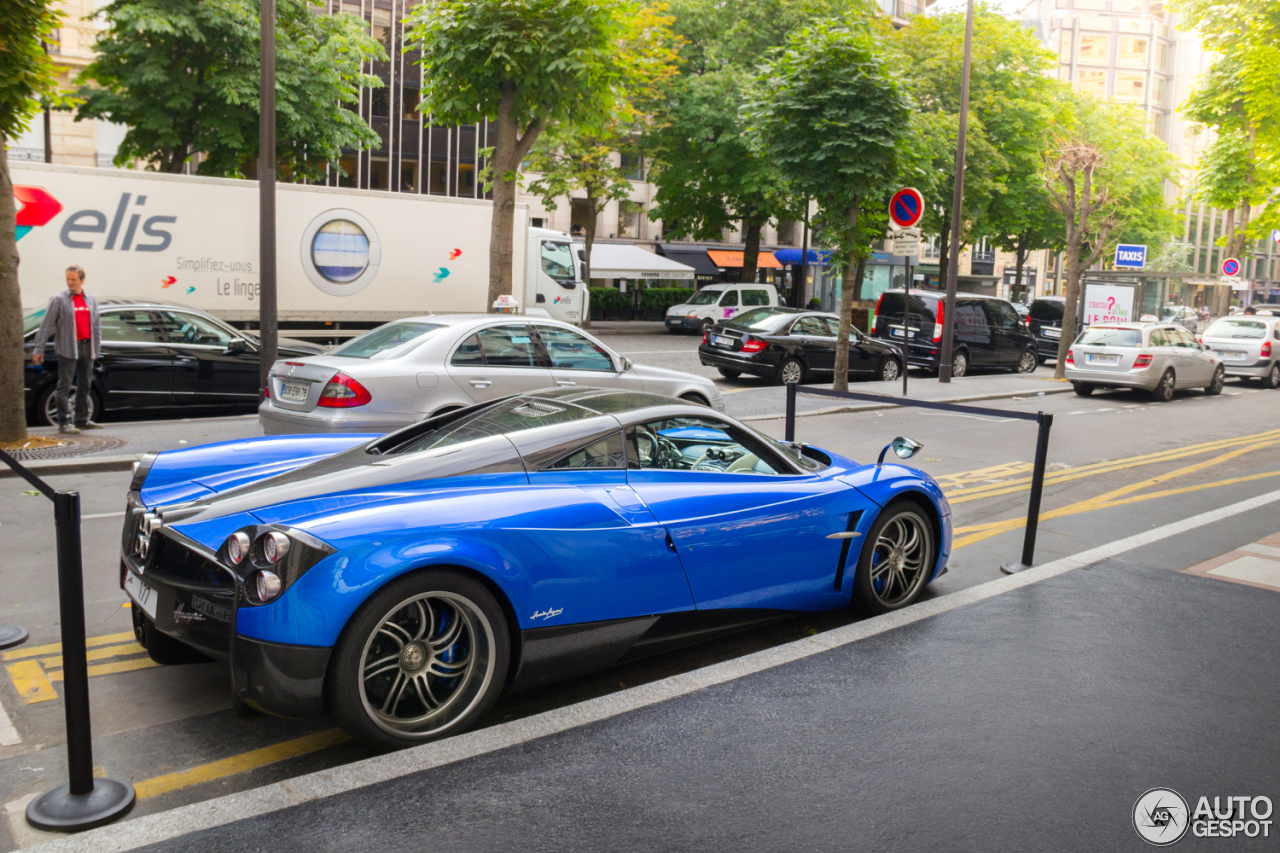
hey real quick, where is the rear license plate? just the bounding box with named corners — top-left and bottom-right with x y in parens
top-left (280, 381), bottom-right (309, 402)
top-left (1043, 327), bottom-right (1061, 339)
top-left (890, 329), bottom-right (915, 339)
top-left (1087, 353), bottom-right (1119, 364)
top-left (125, 571), bottom-right (157, 620)
top-left (712, 335), bottom-right (733, 348)
top-left (1214, 350), bottom-right (1246, 360)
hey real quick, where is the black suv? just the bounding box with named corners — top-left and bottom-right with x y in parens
top-left (871, 289), bottom-right (1038, 377)
top-left (1027, 297), bottom-right (1077, 363)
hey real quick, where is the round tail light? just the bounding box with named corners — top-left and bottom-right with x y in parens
top-left (261, 531), bottom-right (291, 564)
top-left (251, 570), bottom-right (282, 603)
top-left (226, 531), bottom-right (251, 565)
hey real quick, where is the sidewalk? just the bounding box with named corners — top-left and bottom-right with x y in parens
top-left (31, 550), bottom-right (1280, 853)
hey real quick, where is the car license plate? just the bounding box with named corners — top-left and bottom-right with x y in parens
top-left (125, 571), bottom-right (157, 620)
top-left (1215, 350), bottom-right (1246, 360)
top-left (712, 335), bottom-right (733, 348)
top-left (280, 381), bottom-right (309, 402)
top-left (1087, 353), bottom-right (1119, 364)
top-left (1044, 327), bottom-right (1061, 339)
top-left (890, 328), bottom-right (914, 339)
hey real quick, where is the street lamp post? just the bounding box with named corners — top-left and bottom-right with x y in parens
top-left (938, 0), bottom-right (976, 383)
top-left (259, 0), bottom-right (278, 390)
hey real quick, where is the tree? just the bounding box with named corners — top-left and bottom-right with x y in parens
top-left (409, 0), bottom-right (628, 311)
top-left (75, 0), bottom-right (382, 180)
top-left (1043, 95), bottom-right (1177, 379)
top-left (523, 2), bottom-right (680, 326)
top-left (0, 0), bottom-right (68, 444)
top-left (748, 21), bottom-right (910, 391)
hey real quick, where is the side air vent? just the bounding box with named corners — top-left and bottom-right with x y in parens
top-left (834, 510), bottom-right (864, 591)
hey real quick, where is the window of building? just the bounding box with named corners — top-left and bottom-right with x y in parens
top-left (428, 158), bottom-right (449, 195)
top-left (1156, 42), bottom-right (1169, 70)
top-left (776, 219), bottom-right (797, 245)
top-left (1118, 37), bottom-right (1148, 67)
top-left (368, 157), bottom-right (390, 191)
top-left (1060, 30), bottom-right (1073, 60)
top-left (401, 89), bottom-right (420, 121)
top-left (531, 218), bottom-right (545, 228)
top-left (400, 161), bottom-right (417, 193)
top-left (1114, 72), bottom-right (1145, 102)
top-left (1078, 34), bottom-right (1111, 64)
top-left (618, 205), bottom-right (641, 239)
top-left (1153, 76), bottom-right (1167, 107)
top-left (1076, 69), bottom-right (1108, 96)
top-left (619, 152), bottom-right (644, 181)
top-left (337, 155), bottom-right (357, 188)
top-left (370, 85), bottom-right (390, 118)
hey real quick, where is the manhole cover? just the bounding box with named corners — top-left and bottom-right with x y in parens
top-left (3, 434), bottom-right (130, 461)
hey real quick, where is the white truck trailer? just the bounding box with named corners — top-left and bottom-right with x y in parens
top-left (11, 163), bottom-right (586, 336)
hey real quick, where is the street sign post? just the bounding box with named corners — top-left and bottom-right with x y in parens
top-left (1114, 244), bottom-right (1147, 269)
top-left (891, 225), bottom-right (921, 257)
top-left (888, 187), bottom-right (924, 230)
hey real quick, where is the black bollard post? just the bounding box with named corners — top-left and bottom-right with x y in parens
top-left (26, 491), bottom-right (135, 831)
top-left (1002, 412), bottom-right (1054, 575)
top-left (785, 381), bottom-right (797, 443)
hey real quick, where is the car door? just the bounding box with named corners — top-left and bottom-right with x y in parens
top-left (445, 323), bottom-right (554, 402)
top-left (157, 310), bottom-right (260, 406)
top-left (836, 319), bottom-right (885, 375)
top-left (1169, 326), bottom-right (1213, 385)
top-left (532, 323), bottom-right (629, 391)
top-left (954, 299), bottom-right (996, 366)
top-left (790, 316), bottom-right (836, 374)
top-left (96, 309), bottom-right (174, 412)
top-left (717, 288), bottom-right (741, 323)
top-left (623, 414), bottom-right (873, 612)
top-left (988, 300), bottom-right (1026, 367)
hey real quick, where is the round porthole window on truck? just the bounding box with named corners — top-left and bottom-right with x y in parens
top-left (300, 209), bottom-right (382, 295)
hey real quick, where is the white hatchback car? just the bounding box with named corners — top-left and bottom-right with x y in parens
top-left (1200, 315), bottom-right (1280, 388)
top-left (259, 315), bottom-right (724, 435)
top-left (664, 284), bottom-right (779, 333)
top-left (1064, 322), bottom-right (1225, 401)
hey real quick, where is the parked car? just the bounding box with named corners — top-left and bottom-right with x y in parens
top-left (22, 299), bottom-right (322, 426)
top-left (1162, 305), bottom-right (1200, 332)
top-left (1027, 296), bottom-right (1073, 364)
top-left (664, 284), bottom-right (779, 333)
top-left (259, 315), bottom-right (723, 435)
top-left (698, 306), bottom-right (904, 384)
top-left (1200, 315), bottom-right (1280, 388)
top-left (123, 387), bottom-right (951, 749)
top-left (1229, 304), bottom-right (1279, 316)
top-left (1064, 322), bottom-right (1225, 401)
top-left (870, 290), bottom-right (1039, 377)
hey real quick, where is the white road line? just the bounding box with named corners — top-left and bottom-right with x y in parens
top-left (0, 692), bottom-right (19, 746)
top-left (32, 486), bottom-right (1280, 853)
top-left (81, 512), bottom-right (125, 520)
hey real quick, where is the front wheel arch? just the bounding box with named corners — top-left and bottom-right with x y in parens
top-left (678, 392), bottom-right (711, 407)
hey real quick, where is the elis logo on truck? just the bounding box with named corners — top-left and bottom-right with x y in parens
top-left (14, 186), bottom-right (63, 241)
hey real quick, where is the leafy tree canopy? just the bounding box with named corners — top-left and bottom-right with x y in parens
top-left (0, 0), bottom-right (71, 138)
top-left (75, 0), bottom-right (382, 179)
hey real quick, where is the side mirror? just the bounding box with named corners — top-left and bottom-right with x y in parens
top-left (877, 436), bottom-right (922, 466)
top-left (225, 338), bottom-right (251, 355)
top-left (619, 356), bottom-right (633, 372)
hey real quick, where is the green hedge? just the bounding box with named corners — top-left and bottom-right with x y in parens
top-left (589, 287), bottom-right (626, 313)
top-left (639, 287), bottom-right (695, 311)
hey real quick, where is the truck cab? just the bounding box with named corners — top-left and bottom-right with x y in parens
top-left (525, 227), bottom-right (588, 326)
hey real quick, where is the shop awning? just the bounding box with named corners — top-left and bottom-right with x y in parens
top-left (706, 249), bottom-right (783, 269)
top-left (655, 245), bottom-right (722, 280)
top-left (773, 248), bottom-right (833, 266)
top-left (590, 243), bottom-right (695, 280)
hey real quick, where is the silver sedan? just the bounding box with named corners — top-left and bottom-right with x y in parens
top-left (1201, 315), bottom-right (1280, 388)
top-left (1064, 322), bottom-right (1225, 402)
top-left (259, 315), bottom-right (724, 435)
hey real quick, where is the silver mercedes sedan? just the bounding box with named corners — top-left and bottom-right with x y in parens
top-left (259, 315), bottom-right (724, 435)
top-left (1064, 322), bottom-right (1225, 402)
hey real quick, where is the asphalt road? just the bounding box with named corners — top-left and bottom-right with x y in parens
top-left (2, 334), bottom-right (1279, 849)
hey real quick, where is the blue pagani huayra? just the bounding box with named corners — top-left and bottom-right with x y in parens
top-left (121, 388), bottom-right (952, 749)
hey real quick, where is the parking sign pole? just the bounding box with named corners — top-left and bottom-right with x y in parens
top-left (785, 381), bottom-right (797, 442)
top-left (258, 0), bottom-right (279, 391)
top-left (1001, 412), bottom-right (1054, 575)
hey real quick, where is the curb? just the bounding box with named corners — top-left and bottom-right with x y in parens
top-left (738, 384), bottom-right (1073, 422)
top-left (0, 452), bottom-right (143, 480)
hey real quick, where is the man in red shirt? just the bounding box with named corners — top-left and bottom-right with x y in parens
top-left (32, 266), bottom-right (103, 434)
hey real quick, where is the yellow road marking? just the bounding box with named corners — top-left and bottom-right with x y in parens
top-left (2, 630), bottom-right (136, 662)
top-left (944, 428), bottom-right (1280, 505)
top-left (39, 642), bottom-right (148, 670)
top-left (5, 660), bottom-right (57, 704)
top-left (934, 461), bottom-right (1034, 488)
top-left (134, 729), bottom-right (351, 800)
top-left (47, 656), bottom-right (161, 681)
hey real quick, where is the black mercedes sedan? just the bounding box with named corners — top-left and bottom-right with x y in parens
top-left (698, 307), bottom-right (904, 384)
top-left (23, 299), bottom-right (323, 425)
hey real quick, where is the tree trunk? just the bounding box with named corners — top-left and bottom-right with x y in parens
top-left (0, 139), bottom-right (29, 444)
top-left (488, 90), bottom-right (543, 313)
top-left (1014, 232), bottom-right (1028, 301)
top-left (833, 203), bottom-right (861, 393)
top-left (741, 217), bottom-right (763, 285)
top-left (1054, 241), bottom-right (1084, 380)
top-left (582, 194), bottom-right (599, 326)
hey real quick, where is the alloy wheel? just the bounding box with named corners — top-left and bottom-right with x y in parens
top-left (779, 360), bottom-right (804, 385)
top-left (1206, 366), bottom-right (1225, 396)
top-left (952, 351), bottom-right (968, 378)
top-left (1267, 364), bottom-right (1280, 389)
top-left (358, 591), bottom-right (496, 740)
top-left (1018, 350), bottom-right (1037, 374)
top-left (42, 387), bottom-right (96, 427)
top-left (867, 513), bottom-right (931, 608)
top-left (880, 358), bottom-right (900, 382)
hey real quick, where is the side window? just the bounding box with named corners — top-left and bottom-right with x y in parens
top-left (1172, 328), bottom-right (1198, 348)
top-left (451, 334), bottom-right (485, 366)
top-left (993, 301), bottom-right (1021, 329)
top-left (719, 290), bottom-right (739, 307)
top-left (536, 326), bottom-right (614, 371)
top-left (954, 300), bottom-right (986, 331)
top-left (544, 432), bottom-right (626, 470)
top-left (100, 311), bottom-right (163, 344)
top-left (1148, 329), bottom-right (1169, 347)
top-left (625, 416), bottom-right (786, 476)
top-left (742, 289), bottom-right (770, 307)
top-left (540, 241), bottom-right (575, 281)
top-left (158, 311), bottom-right (234, 347)
top-left (792, 317), bottom-right (825, 336)
top-left (821, 317), bottom-right (842, 337)
top-left (475, 325), bottom-right (544, 367)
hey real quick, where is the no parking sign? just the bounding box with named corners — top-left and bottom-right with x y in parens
top-left (889, 188), bottom-right (924, 230)
top-left (1221, 257), bottom-right (1241, 277)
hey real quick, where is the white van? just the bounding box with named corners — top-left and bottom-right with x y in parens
top-left (665, 283), bottom-right (779, 333)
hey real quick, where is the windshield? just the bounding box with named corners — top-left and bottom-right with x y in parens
top-left (329, 322), bottom-right (444, 359)
top-left (725, 309), bottom-right (794, 334)
top-left (1076, 327), bottom-right (1142, 348)
top-left (540, 241), bottom-right (576, 282)
top-left (685, 288), bottom-right (724, 306)
top-left (1205, 319), bottom-right (1266, 339)
top-left (23, 308), bottom-right (46, 336)
top-left (1161, 307), bottom-right (1184, 320)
